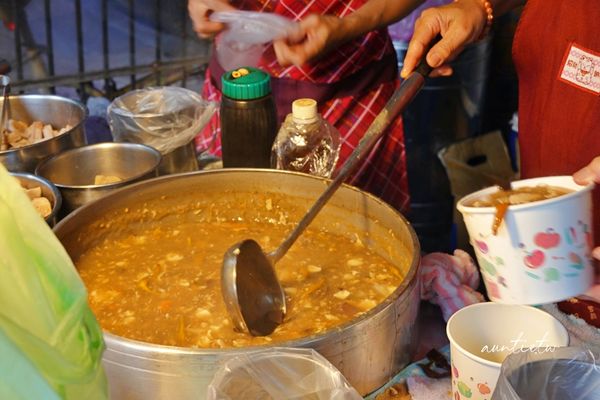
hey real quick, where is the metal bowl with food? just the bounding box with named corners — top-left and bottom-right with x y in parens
top-left (54, 169), bottom-right (421, 399)
top-left (36, 142), bottom-right (162, 214)
top-left (0, 95), bottom-right (87, 172)
top-left (11, 171), bottom-right (62, 226)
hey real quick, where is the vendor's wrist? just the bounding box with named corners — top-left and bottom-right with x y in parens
top-left (454, 0), bottom-right (494, 40)
top-left (339, 12), bottom-right (376, 43)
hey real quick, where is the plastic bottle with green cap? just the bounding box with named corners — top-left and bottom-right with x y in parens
top-left (271, 98), bottom-right (341, 178)
top-left (220, 67), bottom-right (278, 168)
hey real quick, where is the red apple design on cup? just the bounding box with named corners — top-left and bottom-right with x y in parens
top-left (478, 383), bottom-right (491, 395)
top-left (534, 229), bottom-right (560, 249)
top-left (475, 239), bottom-right (489, 254)
top-left (524, 250), bottom-right (545, 269)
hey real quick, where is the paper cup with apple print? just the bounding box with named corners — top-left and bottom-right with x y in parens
top-left (447, 303), bottom-right (569, 400)
top-left (457, 176), bottom-right (594, 304)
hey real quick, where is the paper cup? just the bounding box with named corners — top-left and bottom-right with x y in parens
top-left (457, 176), bottom-right (595, 304)
top-left (447, 303), bottom-right (569, 400)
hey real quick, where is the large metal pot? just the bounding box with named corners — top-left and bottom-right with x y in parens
top-left (0, 95), bottom-right (87, 172)
top-left (54, 169), bottom-right (421, 399)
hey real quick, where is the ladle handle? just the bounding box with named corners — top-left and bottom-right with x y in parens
top-left (269, 42), bottom-right (438, 263)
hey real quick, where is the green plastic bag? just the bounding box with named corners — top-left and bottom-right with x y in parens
top-left (0, 165), bottom-right (107, 399)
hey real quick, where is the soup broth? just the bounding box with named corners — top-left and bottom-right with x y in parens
top-left (466, 185), bottom-right (573, 234)
top-left (74, 194), bottom-right (410, 348)
top-left (467, 185), bottom-right (573, 207)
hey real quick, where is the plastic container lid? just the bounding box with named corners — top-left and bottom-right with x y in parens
top-left (221, 67), bottom-right (272, 100)
top-left (292, 98), bottom-right (318, 124)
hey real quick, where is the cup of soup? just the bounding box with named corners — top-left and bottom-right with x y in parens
top-left (457, 176), bottom-right (595, 304)
top-left (447, 303), bottom-right (569, 400)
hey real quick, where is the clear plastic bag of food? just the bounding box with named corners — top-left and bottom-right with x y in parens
top-left (210, 11), bottom-right (301, 71)
top-left (107, 87), bottom-right (216, 154)
top-left (207, 347), bottom-right (362, 400)
top-left (491, 347), bottom-right (600, 399)
top-left (0, 164), bottom-right (107, 399)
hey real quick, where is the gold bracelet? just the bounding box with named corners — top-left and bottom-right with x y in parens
top-left (480, 0), bottom-right (494, 39)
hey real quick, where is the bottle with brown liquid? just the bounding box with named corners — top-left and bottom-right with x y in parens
top-left (220, 67), bottom-right (278, 168)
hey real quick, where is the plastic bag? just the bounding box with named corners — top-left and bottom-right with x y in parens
top-left (492, 347), bottom-right (600, 399)
top-left (207, 347), bottom-right (362, 400)
top-left (210, 11), bottom-right (300, 71)
top-left (108, 86), bottom-right (217, 154)
top-left (0, 164), bottom-right (107, 399)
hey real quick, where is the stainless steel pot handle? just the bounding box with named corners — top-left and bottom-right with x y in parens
top-left (0, 75), bottom-right (11, 151)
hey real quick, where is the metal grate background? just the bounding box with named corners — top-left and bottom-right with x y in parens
top-left (0, 0), bottom-right (210, 101)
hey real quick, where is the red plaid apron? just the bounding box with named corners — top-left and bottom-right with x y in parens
top-left (197, 0), bottom-right (409, 213)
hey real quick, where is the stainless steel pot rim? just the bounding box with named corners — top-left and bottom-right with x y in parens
top-left (56, 168), bottom-right (421, 355)
top-left (0, 94), bottom-right (87, 155)
top-left (35, 142), bottom-right (162, 189)
top-left (11, 171), bottom-right (63, 222)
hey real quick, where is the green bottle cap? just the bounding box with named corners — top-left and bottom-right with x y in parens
top-left (221, 67), bottom-right (272, 100)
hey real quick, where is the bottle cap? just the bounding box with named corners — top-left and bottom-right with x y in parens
top-left (221, 67), bottom-right (272, 100)
top-left (292, 98), bottom-right (318, 124)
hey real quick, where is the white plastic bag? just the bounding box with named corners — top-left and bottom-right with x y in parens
top-left (210, 11), bottom-right (300, 71)
top-left (207, 347), bottom-right (362, 400)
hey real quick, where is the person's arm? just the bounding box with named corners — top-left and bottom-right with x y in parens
top-left (273, 0), bottom-right (425, 67)
top-left (400, 0), bottom-right (525, 78)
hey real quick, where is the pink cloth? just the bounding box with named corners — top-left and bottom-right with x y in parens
top-left (420, 250), bottom-right (485, 321)
top-left (407, 376), bottom-right (452, 400)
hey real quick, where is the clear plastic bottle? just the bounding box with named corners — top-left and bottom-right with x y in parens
top-left (271, 98), bottom-right (341, 178)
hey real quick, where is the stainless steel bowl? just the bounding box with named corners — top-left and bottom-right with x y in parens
top-left (0, 95), bottom-right (87, 172)
top-left (54, 169), bottom-right (421, 399)
top-left (36, 142), bottom-right (161, 214)
top-left (11, 171), bottom-right (62, 226)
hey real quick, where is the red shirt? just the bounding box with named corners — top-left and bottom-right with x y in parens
top-left (513, 0), bottom-right (600, 245)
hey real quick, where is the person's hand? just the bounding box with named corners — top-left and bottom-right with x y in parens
top-left (188, 0), bottom-right (235, 39)
top-left (400, 0), bottom-right (488, 78)
top-left (273, 14), bottom-right (344, 67)
top-left (573, 156), bottom-right (600, 260)
top-left (573, 156), bottom-right (600, 302)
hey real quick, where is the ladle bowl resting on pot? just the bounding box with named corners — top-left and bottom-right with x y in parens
top-left (53, 169), bottom-right (421, 399)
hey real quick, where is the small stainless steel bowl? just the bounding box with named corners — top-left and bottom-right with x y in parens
top-left (0, 95), bottom-right (88, 173)
top-left (35, 142), bottom-right (161, 215)
top-left (11, 172), bottom-right (62, 226)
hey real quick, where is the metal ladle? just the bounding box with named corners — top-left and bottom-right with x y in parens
top-left (222, 54), bottom-right (437, 337)
top-left (0, 75), bottom-right (10, 151)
